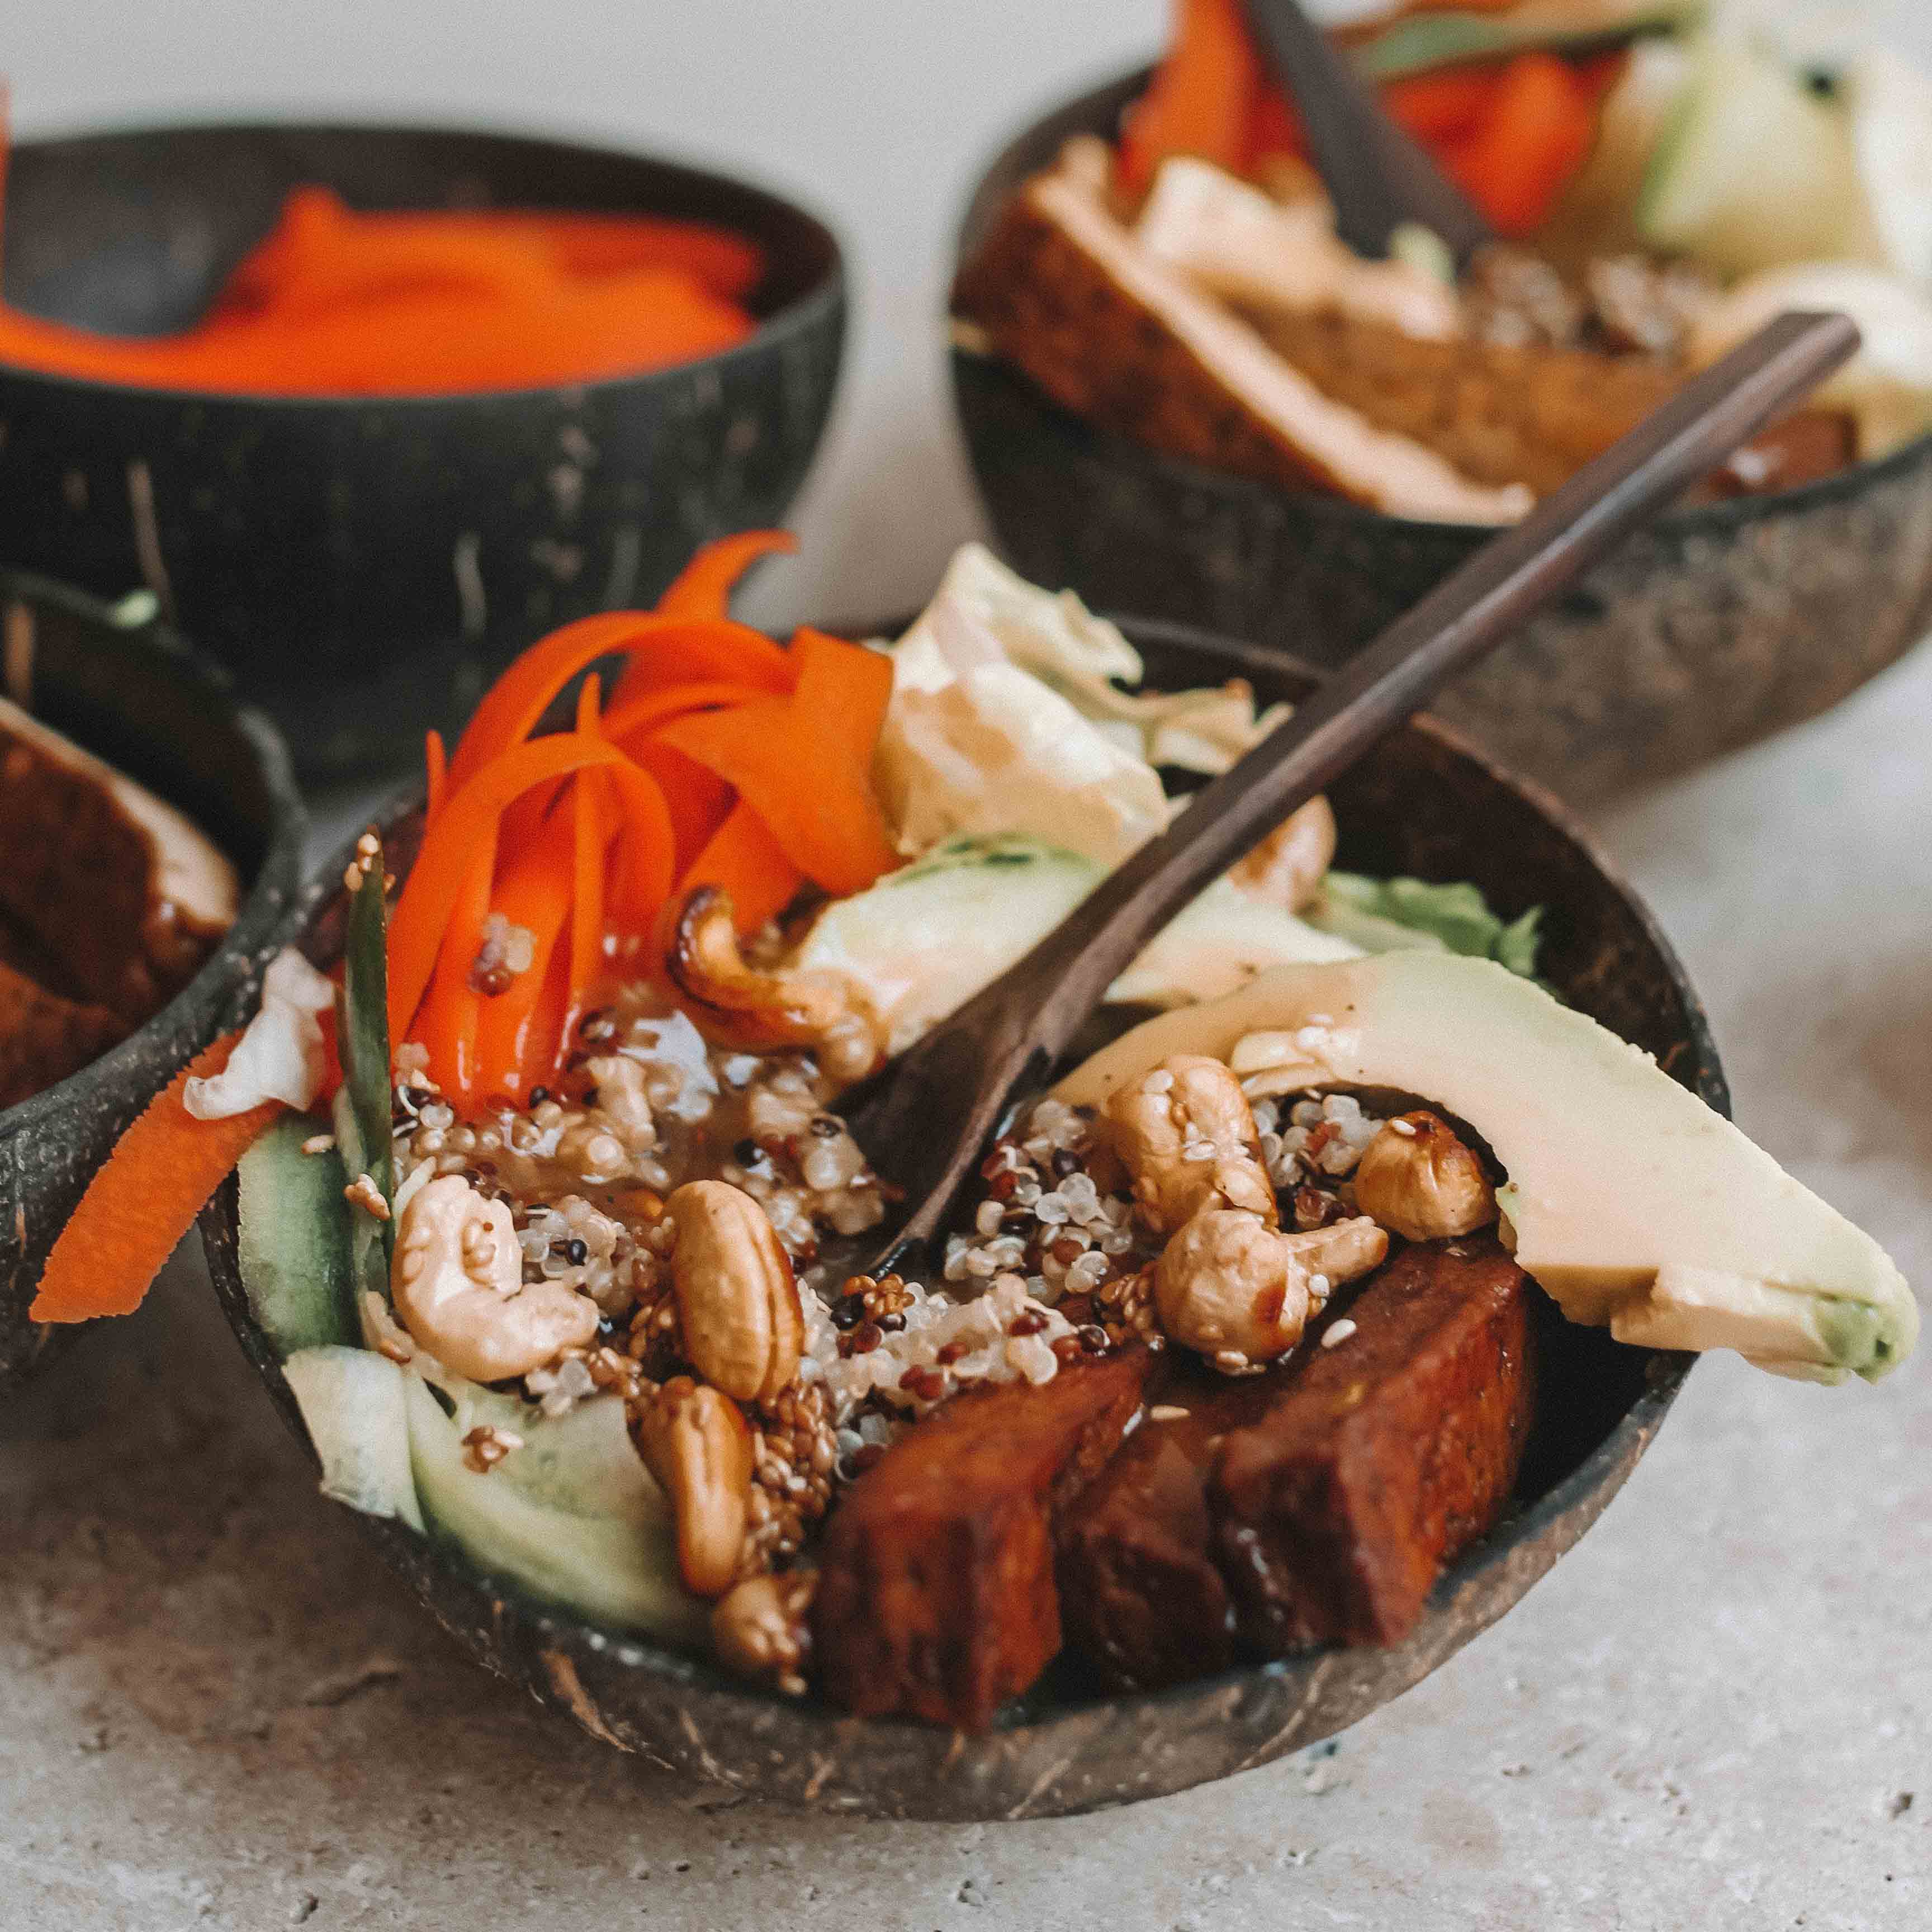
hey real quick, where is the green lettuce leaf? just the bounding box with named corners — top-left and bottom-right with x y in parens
top-left (1309, 874), bottom-right (1543, 979)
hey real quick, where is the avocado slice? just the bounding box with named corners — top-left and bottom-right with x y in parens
top-left (791, 834), bottom-right (1358, 1057)
top-left (1055, 953), bottom-right (1915, 1385)
top-left (1358, 0), bottom-right (1703, 82)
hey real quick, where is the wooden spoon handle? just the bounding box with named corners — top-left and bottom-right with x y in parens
top-left (1242, 0), bottom-right (1495, 263)
top-left (1005, 310), bottom-right (1860, 1065)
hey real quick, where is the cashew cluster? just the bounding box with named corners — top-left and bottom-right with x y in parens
top-left (1154, 1211), bottom-right (1387, 1369)
top-left (1230, 796), bottom-right (1337, 913)
top-left (1354, 1111), bottom-right (1498, 1243)
top-left (665, 1180), bottom-right (806, 1405)
top-left (629, 1375), bottom-right (755, 1598)
top-left (1103, 1055), bottom-right (1277, 1234)
top-left (390, 1175), bottom-right (599, 1382)
top-left (1108, 1053), bottom-right (1387, 1372)
top-left (711, 1570), bottom-right (816, 1696)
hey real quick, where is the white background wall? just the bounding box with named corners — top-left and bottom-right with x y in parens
top-left (11, 1), bottom-right (1922, 630)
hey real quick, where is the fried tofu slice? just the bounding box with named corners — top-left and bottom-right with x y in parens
top-left (0, 958), bottom-right (127, 1110)
top-left (953, 143), bottom-right (1531, 525)
top-left (0, 695), bottom-right (236, 1026)
top-left (1213, 1235), bottom-right (1536, 1653)
top-left (812, 1347), bottom-right (1155, 1730)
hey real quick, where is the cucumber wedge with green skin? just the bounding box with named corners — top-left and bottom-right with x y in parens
top-left (405, 1375), bottom-right (705, 1645)
top-left (1358, 0), bottom-right (1702, 82)
top-left (283, 1346), bottom-right (425, 1532)
top-left (238, 1112), bottom-right (361, 1355)
top-left (242, 1121), bottom-right (699, 1642)
top-left (1639, 31), bottom-right (1878, 277)
top-left (335, 839), bottom-right (395, 1290)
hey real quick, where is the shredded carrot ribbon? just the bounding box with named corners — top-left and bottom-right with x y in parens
top-left (38, 531), bottom-right (904, 1328)
top-left (29, 1033), bottom-right (283, 1324)
top-left (397, 532), bottom-right (899, 1101)
top-left (1120, 2), bottom-right (1614, 238)
top-left (0, 180), bottom-right (761, 396)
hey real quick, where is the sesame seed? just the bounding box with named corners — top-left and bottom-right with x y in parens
top-left (1322, 1320), bottom-right (1358, 1349)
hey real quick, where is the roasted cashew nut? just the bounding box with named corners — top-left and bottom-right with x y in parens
top-left (1154, 1210), bottom-right (1387, 1370)
top-left (629, 1376), bottom-right (754, 1598)
top-left (1354, 1111), bottom-right (1498, 1243)
top-left (666, 1180), bottom-right (806, 1405)
top-left (1103, 1054), bottom-right (1276, 1234)
top-left (711, 1570), bottom-right (817, 1695)
top-left (391, 1175), bottom-right (599, 1382)
top-left (1230, 795), bottom-right (1337, 913)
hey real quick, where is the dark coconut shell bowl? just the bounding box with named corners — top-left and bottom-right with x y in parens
top-left (0, 121), bottom-right (845, 776)
top-left (200, 619), bottom-right (1713, 1819)
top-left (1, 569), bottom-right (305, 1391)
top-left (952, 70), bottom-right (1932, 804)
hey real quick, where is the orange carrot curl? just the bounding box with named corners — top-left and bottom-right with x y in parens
top-left (30, 1032), bottom-right (284, 1325)
top-left (392, 532), bottom-right (899, 1104)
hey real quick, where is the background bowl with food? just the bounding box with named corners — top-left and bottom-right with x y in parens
top-left (74, 537), bottom-right (1896, 1817)
top-left (0, 120), bottom-right (845, 775)
top-left (0, 569), bottom-right (304, 1390)
top-left (951, 1), bottom-right (1932, 800)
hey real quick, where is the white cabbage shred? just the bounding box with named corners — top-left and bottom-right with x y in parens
top-left (872, 544), bottom-right (1285, 867)
top-left (184, 947), bottom-right (335, 1120)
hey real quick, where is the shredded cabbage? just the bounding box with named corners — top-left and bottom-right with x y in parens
top-left (185, 946), bottom-right (335, 1119)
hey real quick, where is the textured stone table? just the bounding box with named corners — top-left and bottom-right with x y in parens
top-left (8, 2), bottom-right (1932, 1924)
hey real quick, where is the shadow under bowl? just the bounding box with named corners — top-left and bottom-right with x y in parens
top-left (951, 68), bottom-right (1932, 804)
top-left (0, 120), bottom-right (846, 777)
top-left (200, 617), bottom-right (1711, 1818)
top-left (1, 569), bottom-right (306, 1391)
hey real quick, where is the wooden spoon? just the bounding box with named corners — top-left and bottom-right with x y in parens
top-left (1242, 0), bottom-right (1496, 264)
top-left (840, 310), bottom-right (1859, 1271)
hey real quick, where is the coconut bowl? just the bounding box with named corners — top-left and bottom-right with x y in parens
top-left (198, 615), bottom-right (1714, 1819)
top-left (0, 570), bottom-right (305, 1391)
top-left (951, 69), bottom-right (1932, 804)
top-left (0, 120), bottom-right (845, 776)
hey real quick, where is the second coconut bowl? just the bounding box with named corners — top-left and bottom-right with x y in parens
top-left (951, 70), bottom-right (1932, 804)
top-left (0, 120), bottom-right (846, 775)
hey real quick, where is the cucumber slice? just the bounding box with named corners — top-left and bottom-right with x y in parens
top-left (283, 1346), bottom-right (424, 1532)
top-left (1360, 0), bottom-right (1702, 82)
top-left (1639, 32), bottom-right (1877, 277)
top-left (335, 837), bottom-right (395, 1289)
top-left (238, 1111), bottom-right (359, 1355)
top-left (405, 1375), bottom-right (705, 1646)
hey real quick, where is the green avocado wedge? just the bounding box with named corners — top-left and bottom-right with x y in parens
top-left (1056, 952), bottom-right (1915, 1385)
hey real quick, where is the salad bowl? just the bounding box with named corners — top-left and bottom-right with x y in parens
top-left (197, 616), bottom-right (1713, 1819)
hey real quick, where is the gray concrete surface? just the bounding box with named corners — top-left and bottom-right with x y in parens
top-left (6, 2), bottom-right (1932, 1925)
